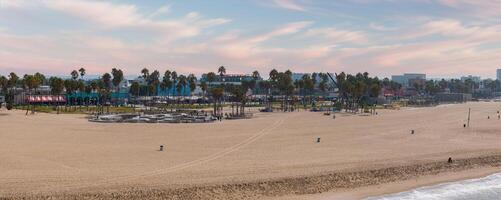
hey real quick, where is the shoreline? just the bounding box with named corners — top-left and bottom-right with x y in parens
top-left (4, 154), bottom-right (501, 200)
top-left (287, 167), bottom-right (501, 200)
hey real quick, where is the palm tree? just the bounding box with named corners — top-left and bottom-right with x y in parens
top-left (23, 74), bottom-right (39, 115)
top-left (207, 72), bottom-right (216, 88)
top-left (252, 70), bottom-right (260, 80)
top-left (187, 74), bottom-right (197, 96)
top-left (258, 80), bottom-right (272, 111)
top-left (71, 70), bottom-right (79, 80)
top-left (84, 84), bottom-right (92, 110)
top-left (161, 70), bottom-right (173, 106)
top-left (0, 75), bottom-right (7, 97)
top-left (141, 68), bottom-right (149, 96)
top-left (34, 72), bottom-right (46, 86)
top-left (79, 68), bottom-right (86, 80)
top-left (318, 73), bottom-right (329, 93)
top-left (49, 77), bottom-right (65, 114)
top-left (7, 72), bottom-right (19, 94)
top-left (176, 75), bottom-right (187, 108)
top-left (111, 68), bottom-right (124, 105)
top-left (76, 80), bottom-right (85, 111)
top-left (101, 73), bottom-right (112, 113)
top-left (129, 81), bottom-right (140, 111)
top-left (250, 70), bottom-right (260, 100)
top-left (149, 70), bottom-right (160, 96)
top-left (218, 66), bottom-right (226, 77)
top-left (200, 81), bottom-right (208, 104)
top-left (129, 82), bottom-right (140, 97)
top-left (210, 87), bottom-right (224, 116)
top-left (275, 70), bottom-right (294, 112)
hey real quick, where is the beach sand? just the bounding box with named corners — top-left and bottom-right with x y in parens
top-left (2, 102), bottom-right (501, 199)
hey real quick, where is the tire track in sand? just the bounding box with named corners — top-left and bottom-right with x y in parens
top-left (36, 115), bottom-right (287, 192)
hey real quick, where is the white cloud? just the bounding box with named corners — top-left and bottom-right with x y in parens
top-left (0, 0), bottom-right (31, 8)
top-left (149, 5), bottom-right (171, 18)
top-left (437, 0), bottom-right (501, 17)
top-left (272, 0), bottom-right (306, 11)
top-left (43, 0), bottom-right (230, 41)
top-left (369, 23), bottom-right (397, 31)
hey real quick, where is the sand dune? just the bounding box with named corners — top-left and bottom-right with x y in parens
top-left (2, 102), bottom-right (501, 199)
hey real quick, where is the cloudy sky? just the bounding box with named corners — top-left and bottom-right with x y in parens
top-left (1, 0), bottom-right (500, 79)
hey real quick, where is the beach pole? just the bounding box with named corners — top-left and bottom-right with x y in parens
top-left (467, 108), bottom-right (471, 127)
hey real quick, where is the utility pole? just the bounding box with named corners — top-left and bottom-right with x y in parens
top-left (468, 108), bottom-right (471, 128)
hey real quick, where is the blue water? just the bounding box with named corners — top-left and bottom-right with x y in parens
top-left (366, 173), bottom-right (501, 200)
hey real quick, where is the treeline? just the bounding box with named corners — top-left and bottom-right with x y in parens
top-left (1, 67), bottom-right (402, 113)
top-left (418, 79), bottom-right (500, 96)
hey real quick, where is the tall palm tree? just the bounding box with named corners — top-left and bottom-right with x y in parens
top-left (34, 72), bottom-right (46, 86)
top-left (200, 81), bottom-right (208, 104)
top-left (171, 71), bottom-right (178, 95)
top-left (161, 70), bottom-right (173, 106)
top-left (49, 77), bottom-right (65, 114)
top-left (71, 70), bottom-right (79, 80)
top-left (79, 68), bottom-right (86, 80)
top-left (111, 68), bottom-right (124, 105)
top-left (259, 80), bottom-right (272, 111)
top-left (141, 68), bottom-right (150, 96)
top-left (207, 72), bottom-right (216, 88)
top-left (218, 66), bottom-right (226, 77)
top-left (3, 72), bottom-right (19, 109)
top-left (250, 70), bottom-right (260, 100)
top-left (187, 74), bottom-right (197, 96)
top-left (8, 72), bottom-right (19, 93)
top-left (210, 87), bottom-right (224, 116)
top-left (101, 73), bottom-right (112, 112)
top-left (23, 74), bottom-right (39, 114)
top-left (176, 75), bottom-right (187, 108)
top-left (0, 75), bottom-right (7, 97)
top-left (149, 70), bottom-right (160, 96)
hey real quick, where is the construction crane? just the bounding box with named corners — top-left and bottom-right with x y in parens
top-left (326, 73), bottom-right (338, 88)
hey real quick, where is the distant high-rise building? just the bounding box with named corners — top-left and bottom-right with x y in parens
top-left (497, 69), bottom-right (501, 80)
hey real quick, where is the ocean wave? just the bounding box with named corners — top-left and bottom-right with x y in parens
top-left (366, 173), bottom-right (501, 200)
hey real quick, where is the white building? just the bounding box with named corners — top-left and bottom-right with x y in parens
top-left (391, 73), bottom-right (426, 88)
top-left (460, 75), bottom-right (481, 83)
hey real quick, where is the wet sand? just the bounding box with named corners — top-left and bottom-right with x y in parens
top-left (2, 102), bottom-right (501, 199)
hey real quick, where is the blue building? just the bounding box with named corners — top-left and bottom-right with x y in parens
top-left (156, 84), bottom-right (192, 96)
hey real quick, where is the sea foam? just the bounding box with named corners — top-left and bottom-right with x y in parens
top-left (366, 173), bottom-right (501, 200)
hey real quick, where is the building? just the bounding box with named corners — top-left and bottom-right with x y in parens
top-left (291, 73), bottom-right (321, 82)
top-left (199, 74), bottom-right (261, 85)
top-left (497, 69), bottom-right (501, 80)
top-left (461, 75), bottom-right (481, 83)
top-left (391, 73), bottom-right (426, 88)
top-left (435, 93), bottom-right (472, 103)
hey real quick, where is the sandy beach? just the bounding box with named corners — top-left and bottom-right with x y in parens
top-left (2, 102), bottom-right (501, 199)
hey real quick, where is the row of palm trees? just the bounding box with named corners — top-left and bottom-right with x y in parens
top-left (1, 67), bottom-right (400, 115)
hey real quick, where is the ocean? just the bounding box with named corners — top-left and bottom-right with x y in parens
top-left (366, 173), bottom-right (501, 200)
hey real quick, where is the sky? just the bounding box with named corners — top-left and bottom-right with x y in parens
top-left (1, 0), bottom-right (501, 79)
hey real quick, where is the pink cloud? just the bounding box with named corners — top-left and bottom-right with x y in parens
top-left (44, 0), bottom-right (230, 41)
top-left (304, 27), bottom-right (368, 44)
